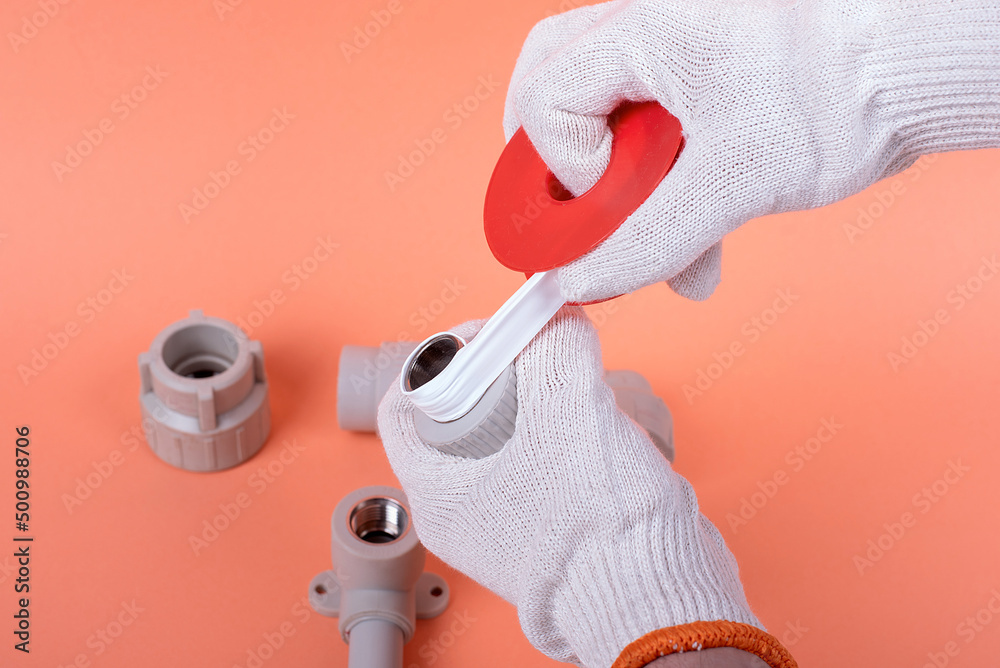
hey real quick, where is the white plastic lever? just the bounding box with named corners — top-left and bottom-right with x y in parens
top-left (401, 271), bottom-right (565, 422)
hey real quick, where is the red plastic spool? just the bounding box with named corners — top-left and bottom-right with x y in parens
top-left (484, 101), bottom-right (684, 274)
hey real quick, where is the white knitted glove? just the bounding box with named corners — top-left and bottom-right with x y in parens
top-left (503, 0), bottom-right (1000, 302)
top-left (378, 308), bottom-right (795, 668)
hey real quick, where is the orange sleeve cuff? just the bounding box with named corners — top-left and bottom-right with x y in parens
top-left (611, 620), bottom-right (798, 668)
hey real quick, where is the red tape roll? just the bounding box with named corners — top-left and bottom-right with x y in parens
top-left (484, 101), bottom-right (684, 274)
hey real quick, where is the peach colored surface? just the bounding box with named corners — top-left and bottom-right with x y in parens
top-left (2, 1), bottom-right (999, 667)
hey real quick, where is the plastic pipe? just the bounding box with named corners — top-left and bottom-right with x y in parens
top-left (309, 486), bottom-right (449, 668)
top-left (348, 619), bottom-right (403, 668)
top-left (337, 342), bottom-right (418, 432)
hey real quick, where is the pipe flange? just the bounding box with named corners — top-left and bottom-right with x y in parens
top-left (310, 485), bottom-right (450, 647)
top-left (138, 309), bottom-right (271, 472)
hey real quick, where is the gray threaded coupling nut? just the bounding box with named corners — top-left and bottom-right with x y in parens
top-left (309, 486), bottom-right (449, 667)
top-left (138, 309), bottom-right (271, 472)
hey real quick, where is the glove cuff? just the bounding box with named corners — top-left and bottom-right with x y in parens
top-left (867, 0), bottom-right (1000, 169)
top-left (519, 471), bottom-right (766, 667)
top-left (612, 621), bottom-right (797, 668)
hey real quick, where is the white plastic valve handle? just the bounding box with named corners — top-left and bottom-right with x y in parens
top-left (401, 271), bottom-right (566, 422)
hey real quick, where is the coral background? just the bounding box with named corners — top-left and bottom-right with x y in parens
top-left (2, 0), bottom-right (999, 666)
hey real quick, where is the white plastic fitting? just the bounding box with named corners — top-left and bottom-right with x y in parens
top-left (138, 310), bottom-right (271, 472)
top-left (309, 486), bottom-right (449, 668)
top-left (400, 271), bottom-right (565, 422)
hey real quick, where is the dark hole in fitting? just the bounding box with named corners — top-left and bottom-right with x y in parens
top-left (406, 336), bottom-right (462, 390)
top-left (360, 530), bottom-right (398, 544)
top-left (350, 497), bottom-right (408, 545)
top-left (161, 324), bottom-right (237, 380)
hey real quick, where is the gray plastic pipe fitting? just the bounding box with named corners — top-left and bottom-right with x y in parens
top-left (337, 342), bottom-right (418, 432)
top-left (309, 485), bottom-right (449, 668)
top-left (338, 341), bottom-right (674, 462)
top-left (138, 310), bottom-right (271, 471)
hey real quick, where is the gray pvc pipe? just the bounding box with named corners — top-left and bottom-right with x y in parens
top-left (348, 619), bottom-right (403, 668)
top-left (338, 343), bottom-right (418, 432)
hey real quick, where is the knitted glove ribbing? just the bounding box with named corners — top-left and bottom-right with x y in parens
top-left (503, 0), bottom-right (1000, 303)
top-left (379, 308), bottom-right (785, 667)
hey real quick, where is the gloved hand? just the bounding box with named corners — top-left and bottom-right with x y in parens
top-left (503, 0), bottom-right (1000, 303)
top-left (378, 307), bottom-right (796, 668)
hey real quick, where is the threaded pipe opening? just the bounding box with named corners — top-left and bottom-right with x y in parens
top-left (349, 497), bottom-right (408, 544)
top-left (403, 333), bottom-right (464, 391)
